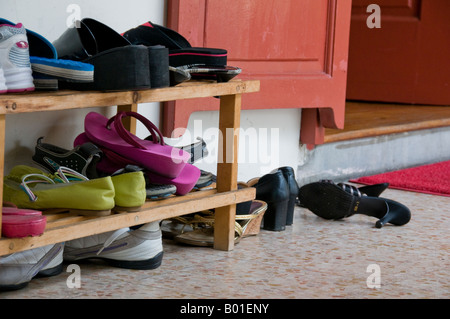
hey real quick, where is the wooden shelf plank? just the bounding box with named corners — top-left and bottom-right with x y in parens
top-left (0, 80), bottom-right (260, 114)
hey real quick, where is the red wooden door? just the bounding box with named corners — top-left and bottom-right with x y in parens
top-left (163, 0), bottom-right (352, 146)
top-left (347, 0), bottom-right (450, 105)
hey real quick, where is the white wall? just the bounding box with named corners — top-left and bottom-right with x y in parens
top-left (2, 0), bottom-right (302, 182)
top-left (174, 109), bottom-right (302, 181)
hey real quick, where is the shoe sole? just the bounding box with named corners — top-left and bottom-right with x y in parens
top-left (299, 182), bottom-right (356, 220)
top-left (72, 251), bottom-right (164, 270)
top-left (113, 205), bottom-right (142, 213)
top-left (30, 56), bottom-right (94, 82)
top-left (3, 68), bottom-right (34, 92)
top-left (0, 264), bottom-right (63, 292)
top-left (44, 208), bottom-right (112, 216)
top-left (59, 46), bottom-right (151, 91)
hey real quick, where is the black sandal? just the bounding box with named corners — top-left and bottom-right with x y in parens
top-left (123, 21), bottom-right (227, 67)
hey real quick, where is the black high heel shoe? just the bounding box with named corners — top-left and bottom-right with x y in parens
top-left (278, 167), bottom-right (299, 226)
top-left (248, 171), bottom-right (289, 231)
top-left (320, 180), bottom-right (389, 197)
top-left (298, 181), bottom-right (411, 228)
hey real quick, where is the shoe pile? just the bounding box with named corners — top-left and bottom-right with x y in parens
top-left (0, 16), bottom-right (241, 293)
top-left (0, 104), bottom-right (216, 291)
top-left (0, 118), bottom-right (213, 292)
top-left (0, 17), bottom-right (242, 94)
top-left (73, 111), bottom-right (202, 196)
top-left (31, 112), bottom-right (211, 198)
top-left (0, 128), bottom-right (213, 291)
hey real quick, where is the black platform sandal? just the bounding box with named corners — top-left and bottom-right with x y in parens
top-left (298, 180), bottom-right (411, 228)
top-left (53, 18), bottom-right (151, 91)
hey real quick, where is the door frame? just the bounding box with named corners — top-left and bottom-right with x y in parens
top-left (163, 0), bottom-right (352, 148)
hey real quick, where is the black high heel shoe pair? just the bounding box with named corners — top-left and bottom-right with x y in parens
top-left (247, 166), bottom-right (299, 231)
top-left (298, 180), bottom-right (411, 228)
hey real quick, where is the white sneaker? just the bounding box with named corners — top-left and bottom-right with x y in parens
top-left (0, 23), bottom-right (34, 92)
top-left (0, 243), bottom-right (64, 291)
top-left (64, 221), bottom-right (163, 270)
top-left (0, 62), bottom-right (7, 93)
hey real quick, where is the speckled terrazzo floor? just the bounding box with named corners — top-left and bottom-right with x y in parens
top-left (1, 187), bottom-right (448, 299)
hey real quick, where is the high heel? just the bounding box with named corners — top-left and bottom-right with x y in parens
top-left (299, 180), bottom-right (411, 228)
top-left (278, 166), bottom-right (299, 225)
top-left (375, 198), bottom-right (411, 228)
top-left (263, 199), bottom-right (289, 231)
top-left (248, 170), bottom-right (289, 231)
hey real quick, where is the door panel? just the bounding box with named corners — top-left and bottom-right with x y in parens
top-left (163, 0), bottom-right (352, 146)
top-left (347, 0), bottom-right (450, 105)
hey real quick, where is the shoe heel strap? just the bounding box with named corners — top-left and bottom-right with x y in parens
top-left (106, 111), bottom-right (164, 149)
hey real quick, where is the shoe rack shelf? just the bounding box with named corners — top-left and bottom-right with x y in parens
top-left (0, 79), bottom-right (260, 256)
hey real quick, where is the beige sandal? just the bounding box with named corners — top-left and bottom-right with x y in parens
top-left (173, 200), bottom-right (267, 247)
top-left (161, 214), bottom-right (211, 239)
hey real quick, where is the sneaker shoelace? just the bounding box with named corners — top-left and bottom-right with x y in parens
top-left (96, 228), bottom-right (130, 255)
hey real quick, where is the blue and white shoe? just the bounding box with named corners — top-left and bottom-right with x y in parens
top-left (0, 22), bottom-right (34, 92)
top-left (0, 18), bottom-right (94, 88)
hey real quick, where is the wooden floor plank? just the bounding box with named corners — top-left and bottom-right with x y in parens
top-left (324, 101), bottom-right (450, 143)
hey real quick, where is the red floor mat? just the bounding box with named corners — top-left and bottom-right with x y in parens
top-left (351, 160), bottom-right (450, 197)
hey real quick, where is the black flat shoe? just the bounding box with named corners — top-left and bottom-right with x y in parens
top-left (248, 170), bottom-right (289, 231)
top-left (278, 166), bottom-right (299, 226)
top-left (298, 181), bottom-right (411, 228)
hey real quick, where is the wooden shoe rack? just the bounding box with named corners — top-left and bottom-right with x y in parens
top-left (0, 79), bottom-right (260, 256)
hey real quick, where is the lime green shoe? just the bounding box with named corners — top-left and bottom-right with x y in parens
top-left (110, 171), bottom-right (146, 212)
top-left (3, 165), bottom-right (115, 216)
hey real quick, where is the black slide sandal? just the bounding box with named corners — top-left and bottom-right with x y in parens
top-left (53, 18), bottom-right (151, 91)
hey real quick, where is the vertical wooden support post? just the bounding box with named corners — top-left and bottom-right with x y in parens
top-left (0, 115), bottom-right (5, 237)
top-left (214, 93), bottom-right (242, 251)
top-left (118, 103), bottom-right (138, 134)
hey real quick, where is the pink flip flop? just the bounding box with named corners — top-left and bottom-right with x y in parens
top-left (2, 215), bottom-right (47, 238)
top-left (2, 203), bottom-right (42, 216)
top-left (1, 205), bottom-right (46, 238)
top-left (146, 163), bottom-right (200, 196)
top-left (84, 111), bottom-right (190, 178)
top-left (74, 132), bottom-right (201, 195)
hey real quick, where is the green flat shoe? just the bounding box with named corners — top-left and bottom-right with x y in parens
top-left (3, 165), bottom-right (115, 216)
top-left (110, 171), bottom-right (146, 212)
